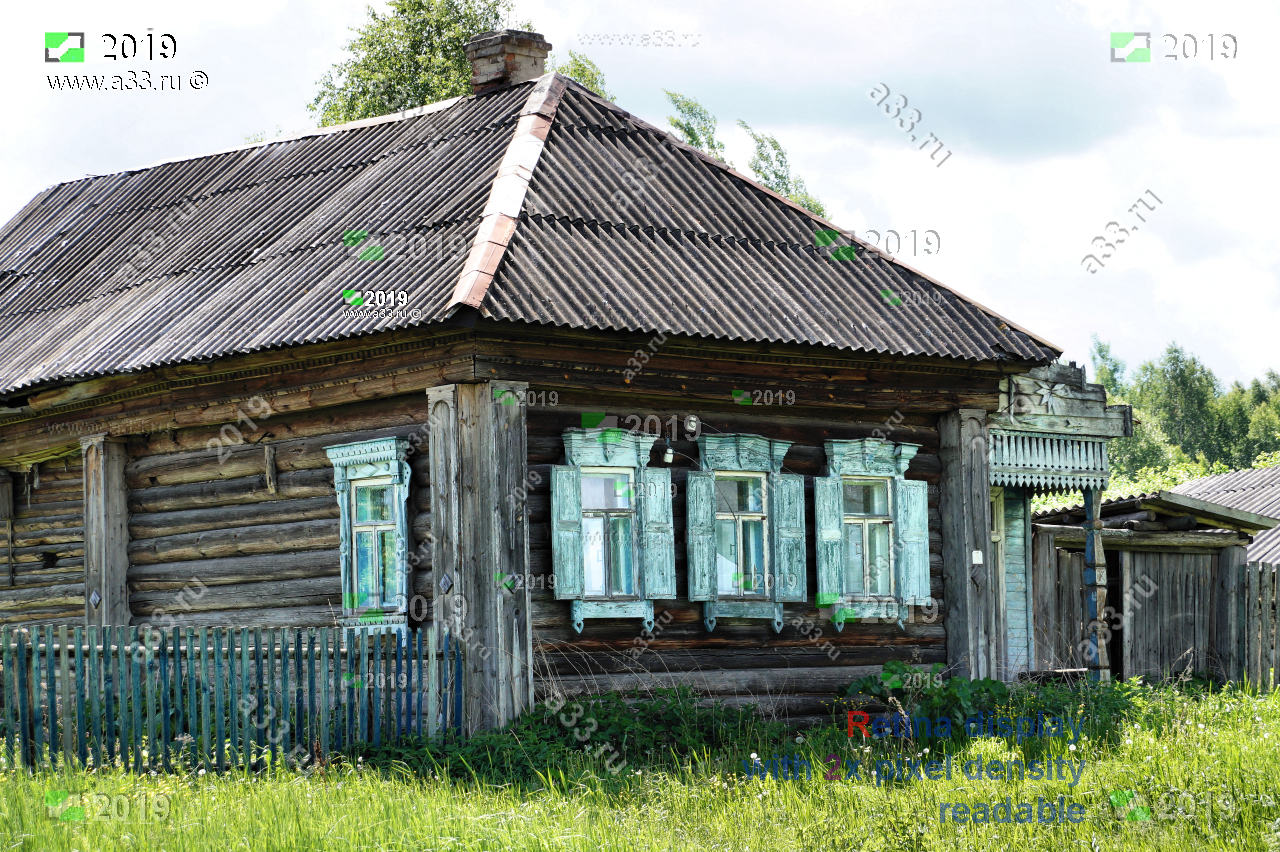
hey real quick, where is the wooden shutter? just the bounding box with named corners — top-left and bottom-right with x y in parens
top-left (892, 478), bottom-right (930, 604)
top-left (814, 475), bottom-right (842, 606)
top-left (769, 473), bottom-right (807, 602)
top-left (686, 471), bottom-right (715, 601)
top-left (638, 467), bottom-right (676, 598)
top-left (551, 466), bottom-right (583, 599)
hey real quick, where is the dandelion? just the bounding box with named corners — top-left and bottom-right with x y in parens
top-left (1068, 744), bottom-right (1076, 752)
top-left (795, 735), bottom-right (805, 744)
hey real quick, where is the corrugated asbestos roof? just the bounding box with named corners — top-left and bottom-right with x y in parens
top-left (0, 74), bottom-right (1058, 397)
top-left (1175, 468), bottom-right (1280, 562)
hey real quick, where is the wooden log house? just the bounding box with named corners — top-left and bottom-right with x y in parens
top-left (0, 30), bottom-right (1135, 731)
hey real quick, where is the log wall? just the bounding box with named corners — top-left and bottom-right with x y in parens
top-left (0, 454), bottom-right (86, 625)
top-left (523, 401), bottom-right (947, 724)
top-left (122, 394), bottom-right (435, 628)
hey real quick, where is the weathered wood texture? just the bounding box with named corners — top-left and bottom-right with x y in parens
top-left (523, 403), bottom-right (947, 713)
top-left (1121, 550), bottom-right (1212, 679)
top-left (0, 458), bottom-right (86, 625)
top-left (939, 409), bottom-right (995, 679)
top-left (120, 395), bottom-right (434, 629)
top-left (82, 437), bottom-right (130, 625)
top-left (1002, 488), bottom-right (1031, 676)
top-left (428, 381), bottom-right (532, 733)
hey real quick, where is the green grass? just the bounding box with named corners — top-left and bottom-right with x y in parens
top-left (3, 681), bottom-right (1280, 850)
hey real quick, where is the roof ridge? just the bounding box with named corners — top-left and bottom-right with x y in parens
top-left (447, 73), bottom-right (568, 310)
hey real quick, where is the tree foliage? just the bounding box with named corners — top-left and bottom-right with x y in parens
top-left (551, 51), bottom-right (613, 100)
top-left (663, 91), bottom-right (730, 164)
top-left (1089, 337), bottom-right (1280, 479)
top-left (309, 0), bottom-right (521, 126)
top-left (736, 120), bottom-right (827, 217)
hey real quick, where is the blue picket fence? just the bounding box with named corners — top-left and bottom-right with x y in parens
top-left (0, 625), bottom-right (463, 771)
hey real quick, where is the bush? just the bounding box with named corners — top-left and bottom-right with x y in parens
top-left (349, 686), bottom-right (785, 784)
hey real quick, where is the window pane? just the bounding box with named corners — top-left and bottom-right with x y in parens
top-left (582, 473), bottom-right (631, 510)
top-left (741, 519), bottom-right (765, 596)
top-left (868, 524), bottom-right (892, 595)
top-left (843, 480), bottom-right (888, 516)
top-left (355, 530), bottom-right (377, 608)
top-left (715, 519), bottom-right (738, 595)
top-left (380, 529), bottom-right (398, 607)
top-left (715, 476), bottom-right (763, 514)
top-left (583, 516), bottom-right (606, 595)
top-left (355, 485), bottom-right (392, 523)
top-left (609, 516), bottom-right (635, 595)
top-left (842, 522), bottom-right (864, 597)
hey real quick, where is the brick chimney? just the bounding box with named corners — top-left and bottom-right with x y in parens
top-left (464, 30), bottom-right (552, 94)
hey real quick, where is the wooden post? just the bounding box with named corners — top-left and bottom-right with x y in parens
top-left (939, 409), bottom-right (997, 680)
top-left (1082, 487), bottom-right (1110, 680)
top-left (426, 381), bottom-right (532, 733)
top-left (81, 436), bottom-right (130, 626)
top-left (0, 470), bottom-right (13, 587)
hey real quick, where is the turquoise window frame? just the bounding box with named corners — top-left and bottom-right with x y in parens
top-left (324, 437), bottom-right (412, 633)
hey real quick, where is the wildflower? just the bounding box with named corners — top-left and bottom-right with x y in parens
top-left (795, 736), bottom-right (805, 744)
top-left (1068, 744), bottom-right (1076, 752)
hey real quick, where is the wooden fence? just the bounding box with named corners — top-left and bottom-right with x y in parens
top-left (0, 625), bottom-right (462, 771)
top-left (1234, 562), bottom-right (1280, 689)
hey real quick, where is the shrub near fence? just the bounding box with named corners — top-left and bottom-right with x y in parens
top-left (0, 626), bottom-right (458, 771)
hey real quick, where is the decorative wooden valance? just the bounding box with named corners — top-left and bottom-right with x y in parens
top-left (989, 429), bottom-right (1109, 494)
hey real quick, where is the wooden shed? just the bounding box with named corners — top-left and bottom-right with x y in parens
top-left (1034, 492), bottom-right (1279, 681)
top-left (0, 30), bottom-right (1136, 731)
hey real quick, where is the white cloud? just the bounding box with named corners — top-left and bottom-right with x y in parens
top-left (2, 0), bottom-right (1276, 384)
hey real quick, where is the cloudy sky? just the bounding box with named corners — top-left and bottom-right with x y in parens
top-left (4, 0), bottom-right (1276, 384)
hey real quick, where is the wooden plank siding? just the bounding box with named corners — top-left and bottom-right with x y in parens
top-left (1002, 488), bottom-right (1031, 676)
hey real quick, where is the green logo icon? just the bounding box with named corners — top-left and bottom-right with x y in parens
top-left (581, 412), bottom-right (608, 427)
top-left (494, 571), bottom-right (516, 591)
top-left (45, 790), bottom-right (84, 821)
top-left (494, 388), bottom-right (517, 405)
top-left (1109, 790), bottom-right (1152, 821)
top-left (342, 672), bottom-right (363, 688)
top-left (341, 289), bottom-right (364, 306)
top-left (731, 390), bottom-right (752, 405)
top-left (45, 33), bottom-right (85, 63)
top-left (881, 671), bottom-right (905, 688)
top-left (342, 229), bottom-right (384, 261)
top-left (879, 288), bottom-right (903, 306)
top-left (1110, 32), bottom-right (1151, 62)
top-left (815, 229), bottom-right (858, 260)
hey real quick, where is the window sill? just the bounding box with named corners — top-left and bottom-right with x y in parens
top-left (702, 600), bottom-right (783, 633)
top-left (571, 599), bottom-right (654, 633)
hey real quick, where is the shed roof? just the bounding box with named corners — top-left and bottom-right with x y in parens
top-left (1175, 468), bottom-right (1280, 562)
top-left (0, 74), bottom-right (1058, 398)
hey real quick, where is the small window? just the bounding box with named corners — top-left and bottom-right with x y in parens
top-left (349, 477), bottom-right (401, 609)
top-left (580, 468), bottom-right (637, 599)
top-left (323, 437), bottom-right (412, 631)
top-left (551, 429), bottom-right (676, 633)
top-left (686, 434), bottom-right (806, 632)
top-left (714, 473), bottom-right (768, 598)
top-left (815, 438), bottom-right (931, 627)
top-left (840, 477), bottom-right (893, 599)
